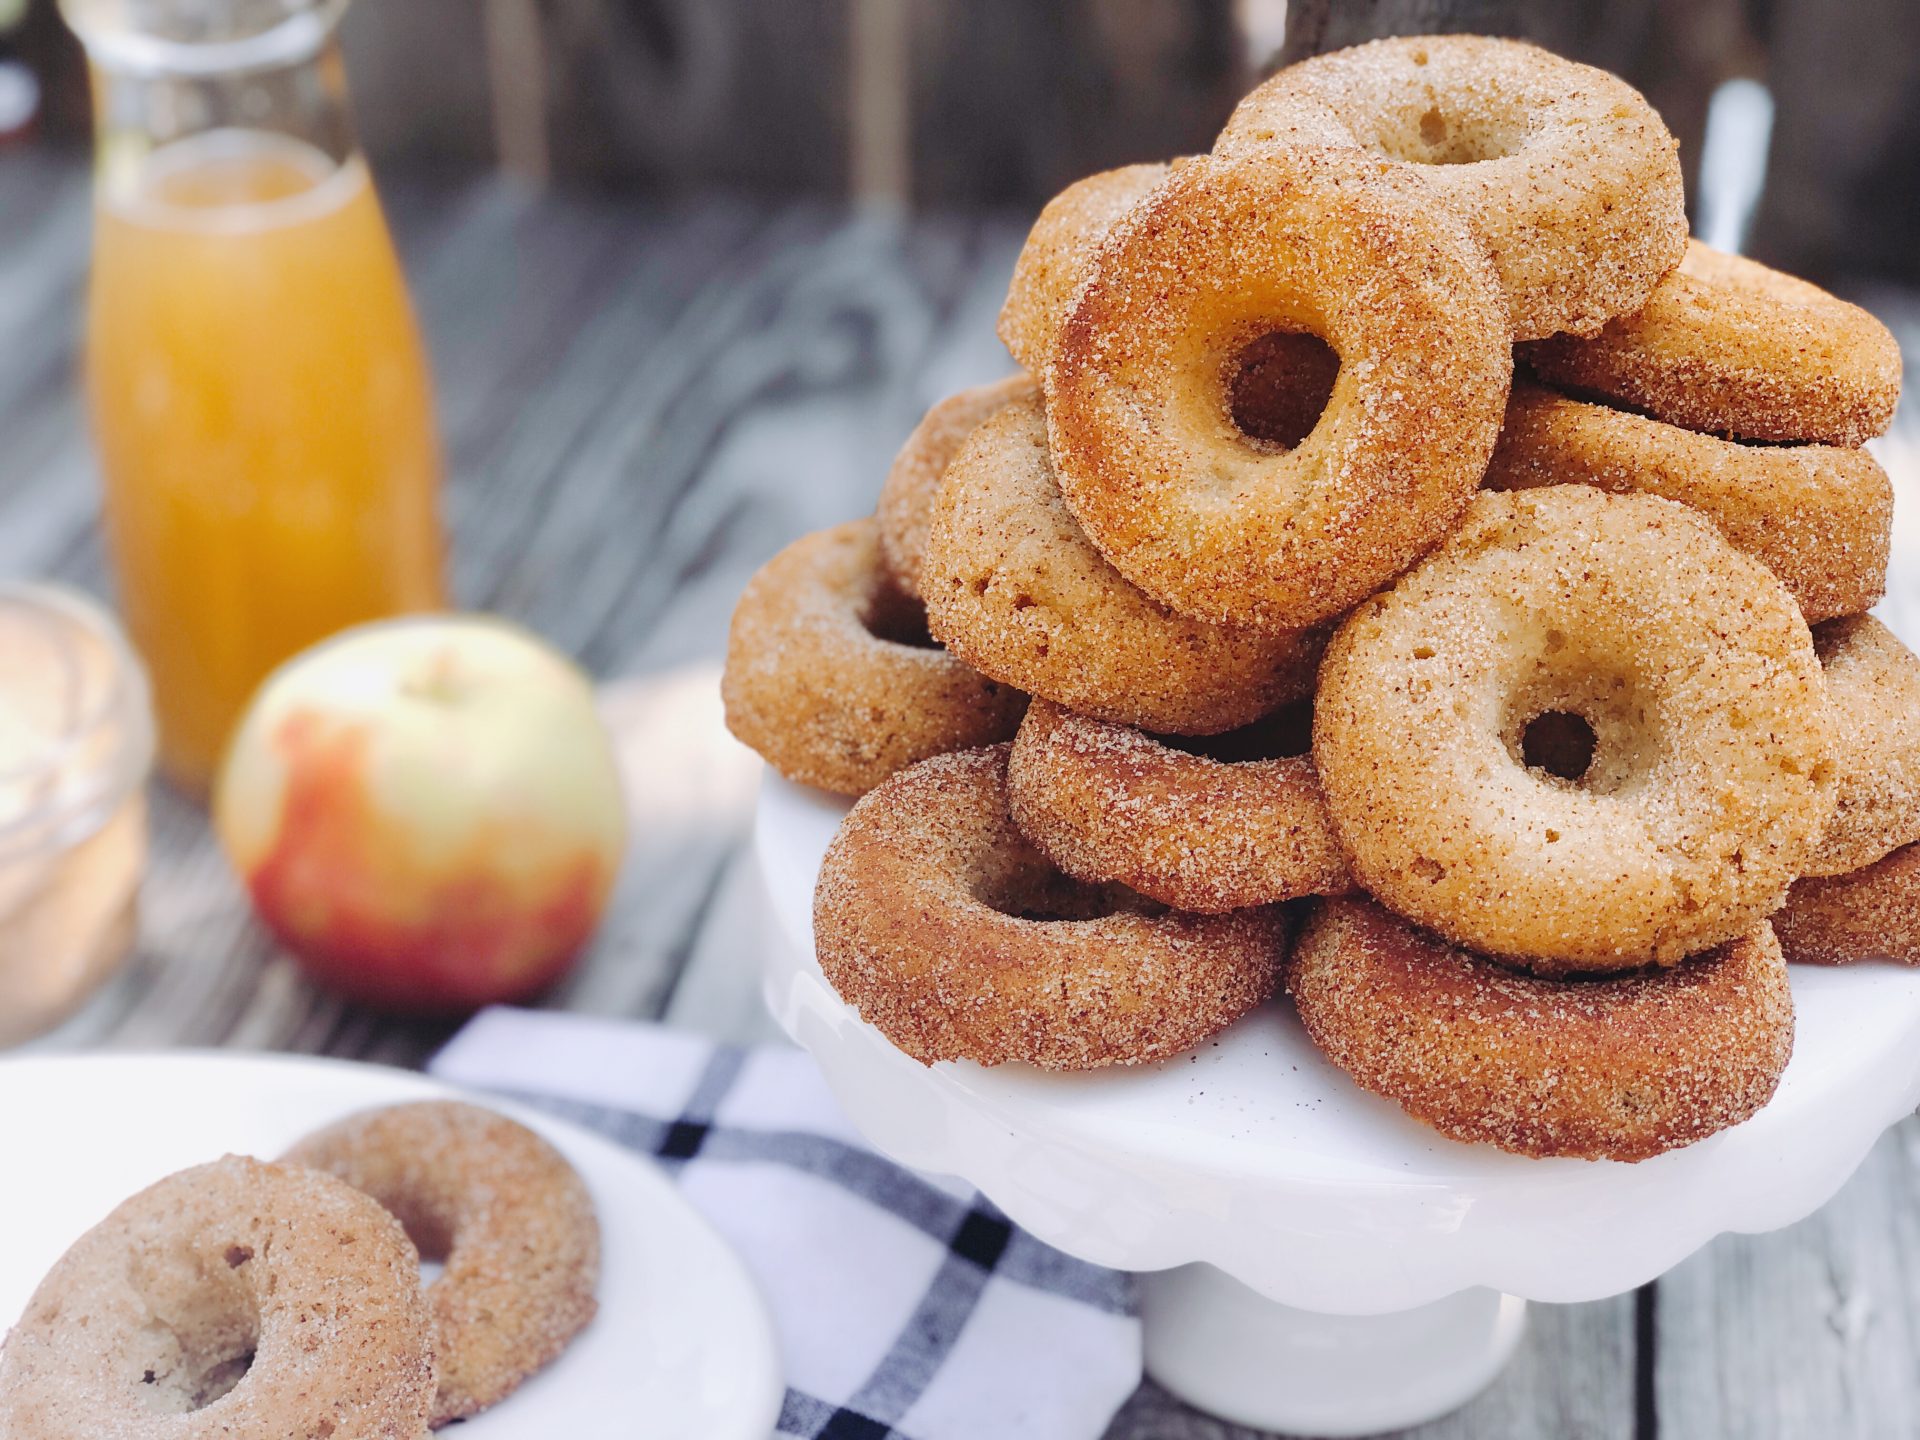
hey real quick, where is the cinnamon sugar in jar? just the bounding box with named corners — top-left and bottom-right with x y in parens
top-left (0, 584), bottom-right (153, 1045)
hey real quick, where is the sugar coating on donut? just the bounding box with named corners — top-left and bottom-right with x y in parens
top-left (284, 1100), bottom-right (600, 1427)
top-left (1048, 146), bottom-right (1512, 633)
top-left (922, 395), bottom-right (1322, 734)
top-left (878, 374), bottom-right (1037, 599)
top-left (1001, 160), bottom-right (1339, 443)
top-left (1217, 35), bottom-right (1687, 340)
top-left (1523, 241), bottom-right (1904, 446)
top-left (1007, 699), bottom-right (1353, 912)
top-left (1485, 381), bottom-right (1892, 623)
top-left (813, 744), bottom-right (1287, 1070)
top-left (1315, 485), bottom-right (1835, 972)
top-left (0, 1155), bottom-right (436, 1440)
top-left (723, 518), bottom-right (1027, 794)
top-left (1775, 843), bottom-right (1920, 966)
top-left (1288, 898), bottom-right (1794, 1161)
top-left (998, 162), bottom-right (1174, 377)
top-left (1800, 618), bottom-right (1920, 877)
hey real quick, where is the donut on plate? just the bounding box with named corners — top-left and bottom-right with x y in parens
top-left (1483, 381), bottom-right (1893, 623)
top-left (814, 744), bottom-right (1287, 1070)
top-left (922, 395), bottom-right (1322, 735)
top-left (1288, 898), bottom-right (1794, 1162)
top-left (1775, 843), bottom-right (1920, 967)
top-left (878, 374), bottom-right (1036, 599)
top-left (1314, 485), bottom-right (1835, 973)
top-left (0, 1156), bottom-right (436, 1440)
top-left (1799, 617), bottom-right (1920, 878)
top-left (1047, 146), bottom-right (1511, 633)
top-left (723, 518), bottom-right (1027, 794)
top-left (1007, 698), bottom-right (1352, 913)
top-left (1216, 35), bottom-right (1686, 341)
top-left (1522, 241), bottom-right (1903, 447)
top-left (285, 1100), bottom-right (600, 1427)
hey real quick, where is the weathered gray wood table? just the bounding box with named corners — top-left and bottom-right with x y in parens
top-left (3, 148), bottom-right (1918, 1440)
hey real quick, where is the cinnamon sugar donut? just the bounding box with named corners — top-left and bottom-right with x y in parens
top-left (1523, 242), bottom-right (1904, 446)
top-left (1315, 486), bottom-right (1835, 973)
top-left (1775, 843), bottom-right (1920, 966)
top-left (999, 162), bottom-right (1173, 377)
top-left (1484, 381), bottom-right (1893, 623)
top-left (0, 1156), bottom-right (436, 1440)
top-left (1216, 36), bottom-right (1686, 341)
top-left (1048, 147), bottom-right (1511, 632)
top-left (723, 519), bottom-right (1026, 794)
top-left (1800, 617), bottom-right (1920, 877)
top-left (998, 161), bottom-right (1339, 443)
top-left (1007, 699), bottom-right (1352, 913)
top-left (285, 1101), bottom-right (599, 1427)
top-left (1288, 898), bottom-right (1794, 1162)
top-left (814, 744), bottom-right (1287, 1070)
top-left (878, 374), bottom-right (1036, 599)
top-left (923, 396), bottom-right (1321, 735)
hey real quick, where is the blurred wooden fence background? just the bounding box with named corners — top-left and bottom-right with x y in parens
top-left (12, 0), bottom-right (1919, 280)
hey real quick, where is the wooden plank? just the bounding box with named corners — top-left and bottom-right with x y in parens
top-left (463, 206), bottom-right (1005, 672)
top-left (1654, 1116), bottom-right (1920, 1438)
top-left (0, 152), bottom-right (94, 578)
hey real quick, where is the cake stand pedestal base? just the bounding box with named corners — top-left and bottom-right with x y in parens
top-left (1140, 1265), bottom-right (1525, 1435)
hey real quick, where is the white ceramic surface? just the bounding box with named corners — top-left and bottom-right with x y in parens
top-left (757, 775), bottom-right (1920, 1317)
top-left (1140, 1269), bottom-right (1525, 1437)
top-left (0, 1053), bottom-right (784, 1440)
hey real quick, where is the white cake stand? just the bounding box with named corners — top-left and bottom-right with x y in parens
top-left (754, 772), bottom-right (1920, 1435)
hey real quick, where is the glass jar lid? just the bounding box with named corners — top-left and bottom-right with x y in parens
top-left (0, 584), bottom-right (154, 861)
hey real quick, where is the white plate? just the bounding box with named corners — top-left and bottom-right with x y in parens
top-left (0, 1052), bottom-right (784, 1440)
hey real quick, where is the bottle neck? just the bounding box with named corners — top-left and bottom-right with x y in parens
top-left (69, 1), bottom-right (358, 209)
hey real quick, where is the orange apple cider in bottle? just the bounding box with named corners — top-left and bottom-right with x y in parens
top-left (64, 0), bottom-right (446, 793)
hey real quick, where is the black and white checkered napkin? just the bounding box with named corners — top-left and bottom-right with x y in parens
top-left (430, 1008), bottom-right (1141, 1440)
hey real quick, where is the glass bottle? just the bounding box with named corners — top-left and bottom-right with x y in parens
top-left (60, 0), bottom-right (447, 794)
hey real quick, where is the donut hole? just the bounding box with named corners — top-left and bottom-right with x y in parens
top-left (1227, 331), bottom-right (1339, 449)
top-left (976, 852), bottom-right (1160, 922)
top-left (1521, 710), bottom-right (1599, 782)
top-left (1158, 701), bottom-right (1313, 763)
top-left (1502, 642), bottom-right (1662, 795)
top-left (126, 1273), bottom-right (261, 1415)
top-left (355, 1191), bottom-right (457, 1272)
top-left (1375, 105), bottom-right (1524, 166)
top-left (862, 582), bottom-right (940, 650)
top-left (1508, 688), bottom-right (1659, 796)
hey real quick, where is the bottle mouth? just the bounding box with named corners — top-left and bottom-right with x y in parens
top-left (0, 583), bottom-right (154, 860)
top-left (58, 0), bottom-right (349, 77)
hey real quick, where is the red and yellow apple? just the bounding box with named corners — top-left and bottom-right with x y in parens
top-left (214, 616), bottom-right (628, 1013)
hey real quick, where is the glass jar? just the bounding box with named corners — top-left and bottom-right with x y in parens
top-left (0, 583), bottom-right (153, 1046)
top-left (61, 0), bottom-right (448, 795)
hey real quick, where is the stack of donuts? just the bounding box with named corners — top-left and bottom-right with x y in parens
top-left (723, 36), bottom-right (1912, 1163)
